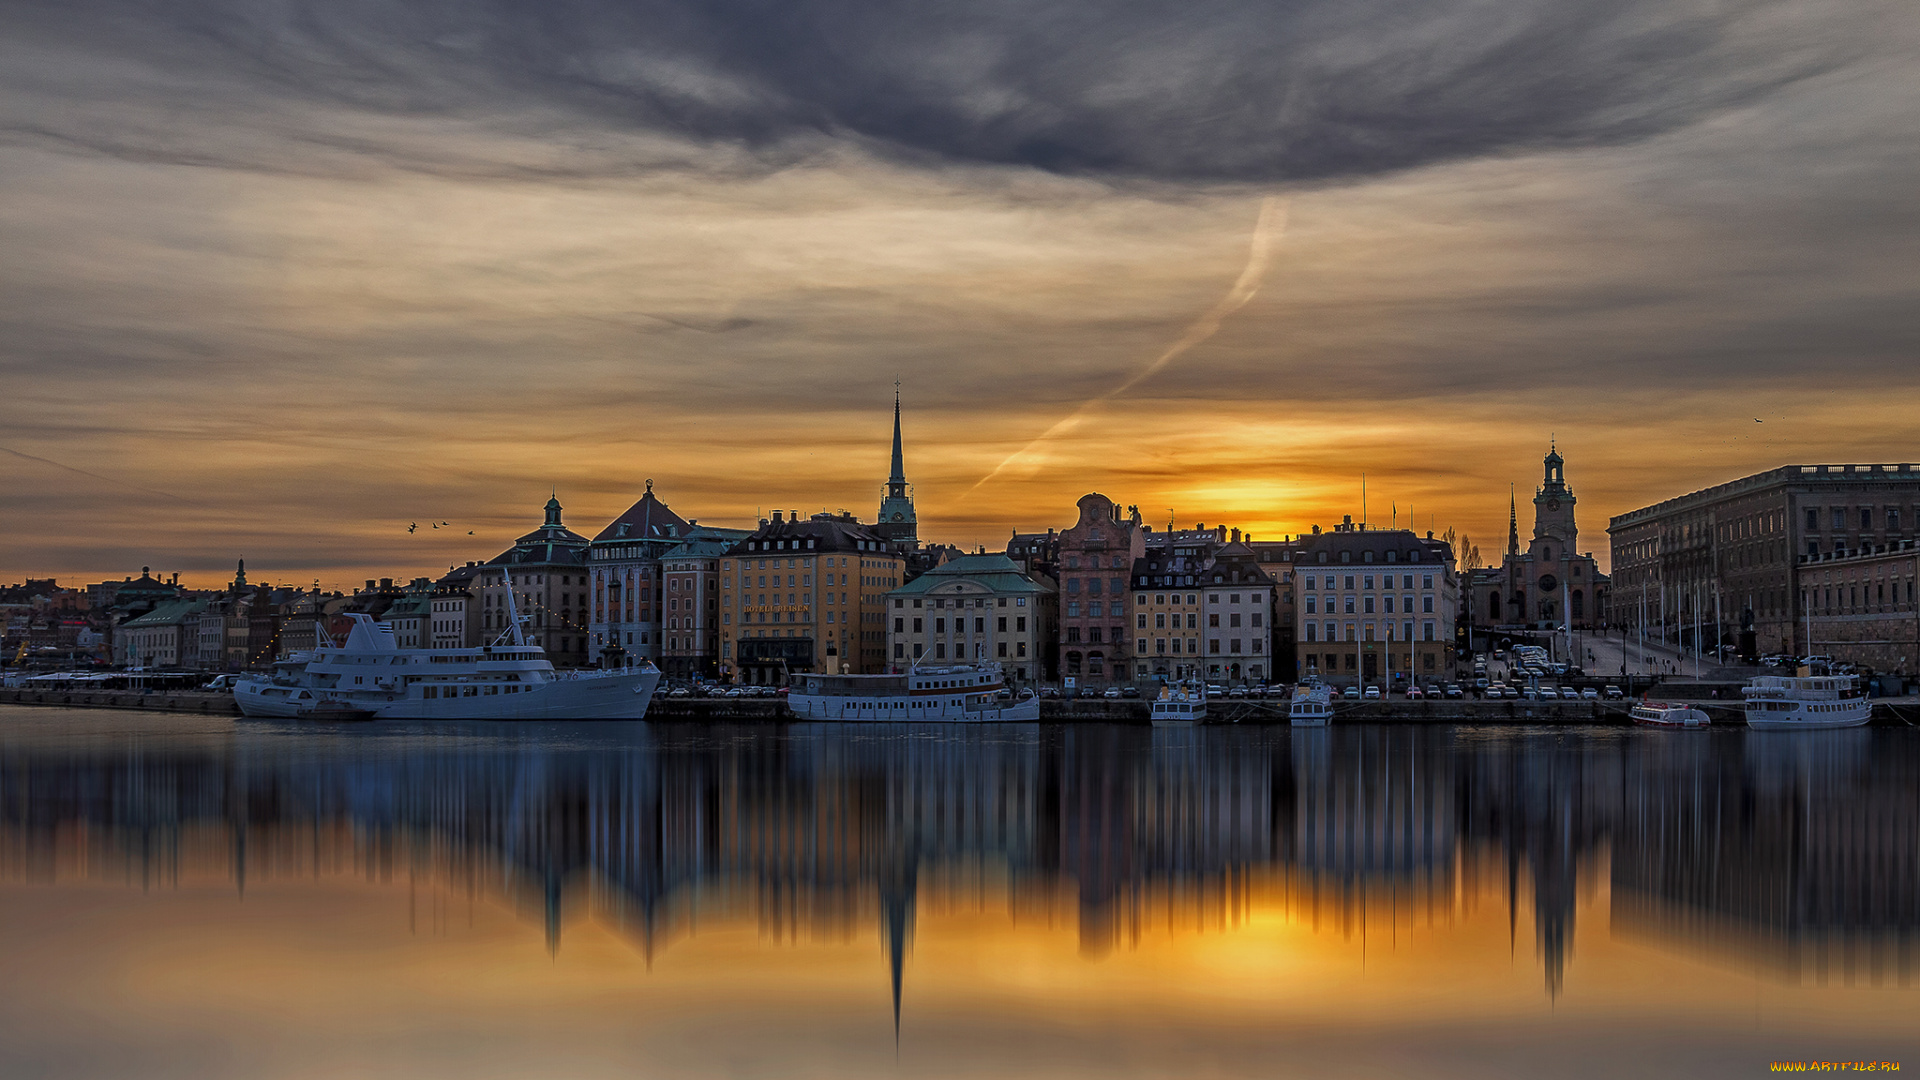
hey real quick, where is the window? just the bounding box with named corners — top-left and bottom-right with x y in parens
top-left (1344, 575), bottom-right (1355, 589)
top-left (1209, 639), bottom-right (1221, 653)
top-left (1305, 624), bottom-right (1316, 642)
top-left (1808, 508), bottom-right (1820, 531)
top-left (1305, 597), bottom-right (1316, 614)
top-left (1363, 576), bottom-right (1374, 590)
top-left (1344, 597), bottom-right (1355, 614)
top-left (1251, 612), bottom-right (1262, 627)
top-left (998, 617), bottom-right (1007, 632)
top-left (1137, 638), bottom-right (1148, 653)
top-left (1422, 575), bottom-right (1434, 589)
top-left (1833, 508), bottom-right (1847, 530)
top-left (1423, 595), bottom-right (1434, 613)
top-left (1229, 613), bottom-right (1242, 627)
top-left (1862, 508), bottom-right (1873, 530)
top-left (1209, 613), bottom-right (1220, 627)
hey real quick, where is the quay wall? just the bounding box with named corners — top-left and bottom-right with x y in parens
top-left (5, 688), bottom-right (1912, 725)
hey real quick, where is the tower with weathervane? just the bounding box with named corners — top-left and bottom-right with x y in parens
top-left (875, 391), bottom-right (919, 549)
top-left (1471, 443), bottom-right (1608, 637)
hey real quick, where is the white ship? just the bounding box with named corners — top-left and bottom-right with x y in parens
top-left (1629, 701), bottom-right (1710, 728)
top-left (1290, 677), bottom-right (1333, 727)
top-left (236, 569), bottom-right (659, 720)
top-left (1742, 673), bottom-right (1872, 729)
top-left (1150, 682), bottom-right (1207, 727)
top-left (786, 664), bottom-right (1039, 722)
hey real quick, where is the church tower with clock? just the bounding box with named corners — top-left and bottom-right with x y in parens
top-left (1469, 442), bottom-right (1608, 635)
top-left (1531, 442), bottom-right (1577, 563)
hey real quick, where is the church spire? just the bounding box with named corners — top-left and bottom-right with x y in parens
top-left (877, 387), bottom-right (918, 548)
top-left (889, 387), bottom-right (906, 490)
top-left (1508, 485), bottom-right (1519, 557)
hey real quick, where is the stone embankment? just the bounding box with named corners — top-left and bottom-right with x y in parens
top-left (6, 688), bottom-right (1914, 725)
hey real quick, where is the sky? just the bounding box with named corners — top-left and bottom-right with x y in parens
top-left (2, 0), bottom-right (1917, 590)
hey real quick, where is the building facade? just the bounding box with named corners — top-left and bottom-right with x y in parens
top-left (1291, 521), bottom-right (1458, 687)
top-left (1473, 446), bottom-right (1609, 639)
top-left (1056, 494), bottom-right (1147, 687)
top-left (115, 599), bottom-right (206, 668)
top-left (658, 535), bottom-right (742, 681)
top-left (885, 554), bottom-right (1056, 682)
top-left (586, 482), bottom-right (691, 668)
top-left (1798, 540), bottom-right (1919, 675)
top-left (1609, 463), bottom-right (1920, 659)
top-left (719, 512), bottom-right (905, 685)
top-left (471, 496), bottom-right (594, 667)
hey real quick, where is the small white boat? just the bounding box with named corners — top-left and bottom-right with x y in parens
top-left (1743, 674), bottom-right (1872, 729)
top-left (1150, 682), bottom-right (1207, 727)
top-left (1290, 677), bottom-right (1334, 727)
top-left (787, 664), bottom-right (1038, 722)
top-left (1629, 701), bottom-right (1710, 728)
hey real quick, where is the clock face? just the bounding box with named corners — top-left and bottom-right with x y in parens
top-left (1547, 499), bottom-right (1560, 511)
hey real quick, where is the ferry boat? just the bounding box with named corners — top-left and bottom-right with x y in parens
top-left (786, 664), bottom-right (1039, 721)
top-left (1290, 677), bottom-right (1334, 727)
top-left (236, 591), bottom-right (659, 720)
top-left (1742, 673), bottom-right (1872, 729)
top-left (1149, 682), bottom-right (1207, 727)
top-left (1629, 701), bottom-right (1711, 728)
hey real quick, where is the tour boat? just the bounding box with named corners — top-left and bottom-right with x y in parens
top-left (236, 576), bottom-right (659, 720)
top-left (1150, 682), bottom-right (1207, 727)
top-left (1742, 674), bottom-right (1872, 729)
top-left (1629, 701), bottom-right (1711, 728)
top-left (786, 664), bottom-right (1039, 722)
top-left (1290, 677), bottom-right (1334, 727)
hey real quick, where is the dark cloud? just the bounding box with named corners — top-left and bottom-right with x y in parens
top-left (0, 0), bottom-right (1874, 182)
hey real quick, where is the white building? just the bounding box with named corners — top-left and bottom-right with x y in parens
top-left (886, 554), bottom-right (1057, 683)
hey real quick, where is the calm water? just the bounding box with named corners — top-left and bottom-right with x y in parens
top-left (2, 706), bottom-right (1916, 1079)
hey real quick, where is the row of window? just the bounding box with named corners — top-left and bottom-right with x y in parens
top-left (1307, 595), bottom-right (1436, 614)
top-left (894, 641), bottom-right (1030, 659)
top-left (1135, 637), bottom-right (1263, 655)
top-left (1301, 574), bottom-right (1434, 590)
top-left (1807, 507), bottom-right (1905, 532)
top-left (1304, 621), bottom-right (1439, 641)
top-left (895, 616), bottom-right (1030, 634)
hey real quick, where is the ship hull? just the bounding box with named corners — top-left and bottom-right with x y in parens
top-left (238, 669), bottom-right (660, 721)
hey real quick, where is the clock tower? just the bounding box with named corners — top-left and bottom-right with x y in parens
top-left (1530, 442), bottom-right (1577, 562)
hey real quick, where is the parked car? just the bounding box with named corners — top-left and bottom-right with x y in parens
top-left (1341, 686), bottom-right (1361, 700)
top-left (1405, 685), bottom-right (1425, 700)
top-left (1560, 687), bottom-right (1580, 700)
top-left (1363, 686), bottom-right (1382, 701)
top-left (1603, 685), bottom-right (1624, 699)
top-left (1444, 684), bottom-right (1464, 699)
top-left (1121, 686), bottom-right (1140, 698)
top-left (1227, 686), bottom-right (1248, 699)
top-left (1041, 686), bottom-right (1062, 699)
top-left (1580, 687), bottom-right (1599, 700)
top-left (1102, 686), bottom-right (1122, 699)
top-left (1079, 686), bottom-right (1101, 699)
top-left (666, 687), bottom-right (691, 699)
top-left (1206, 684), bottom-right (1226, 697)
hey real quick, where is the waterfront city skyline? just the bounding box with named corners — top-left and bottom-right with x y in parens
top-left (4, 0), bottom-right (1918, 590)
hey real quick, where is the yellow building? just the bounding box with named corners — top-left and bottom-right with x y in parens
top-left (719, 511), bottom-right (905, 684)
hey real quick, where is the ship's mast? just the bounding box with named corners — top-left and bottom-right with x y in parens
top-left (501, 565), bottom-right (528, 648)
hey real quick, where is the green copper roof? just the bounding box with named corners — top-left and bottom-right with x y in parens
top-left (887, 553), bottom-right (1051, 595)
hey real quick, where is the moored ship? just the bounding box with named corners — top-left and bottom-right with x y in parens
top-left (1629, 701), bottom-right (1711, 728)
top-left (236, 610), bottom-right (659, 721)
top-left (1290, 677), bottom-right (1333, 727)
top-left (786, 664), bottom-right (1038, 721)
top-left (1742, 673), bottom-right (1872, 729)
top-left (1149, 682), bottom-right (1207, 726)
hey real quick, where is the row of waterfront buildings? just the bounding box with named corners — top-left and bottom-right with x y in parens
top-left (10, 400), bottom-right (1920, 682)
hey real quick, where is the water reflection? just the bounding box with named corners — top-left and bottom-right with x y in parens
top-left (2, 713), bottom-right (1917, 1023)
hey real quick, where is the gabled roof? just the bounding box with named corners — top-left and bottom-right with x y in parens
top-left (723, 515), bottom-right (895, 557)
top-left (593, 487), bottom-right (691, 543)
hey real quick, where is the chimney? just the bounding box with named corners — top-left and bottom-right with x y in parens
top-left (1217, 525), bottom-right (1227, 543)
top-left (772, 510), bottom-right (783, 523)
top-left (1231, 527), bottom-right (1241, 543)
top-left (380, 578), bottom-right (393, 590)
top-left (365, 579), bottom-right (376, 591)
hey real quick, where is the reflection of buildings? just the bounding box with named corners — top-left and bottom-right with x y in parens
top-left (1611, 729), bottom-right (1918, 984)
top-left (4, 720), bottom-right (1919, 1025)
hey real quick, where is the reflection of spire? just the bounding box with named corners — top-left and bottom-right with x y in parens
top-left (880, 861), bottom-right (916, 1043)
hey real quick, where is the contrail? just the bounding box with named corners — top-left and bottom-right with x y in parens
top-left (0, 444), bottom-right (201, 505)
top-left (967, 197), bottom-right (1288, 494)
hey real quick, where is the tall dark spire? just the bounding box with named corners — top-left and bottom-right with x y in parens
top-left (876, 387), bottom-right (918, 547)
top-left (1508, 485), bottom-right (1519, 557)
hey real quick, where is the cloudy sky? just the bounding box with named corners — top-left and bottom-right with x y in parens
top-left (3, 0), bottom-right (1917, 589)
